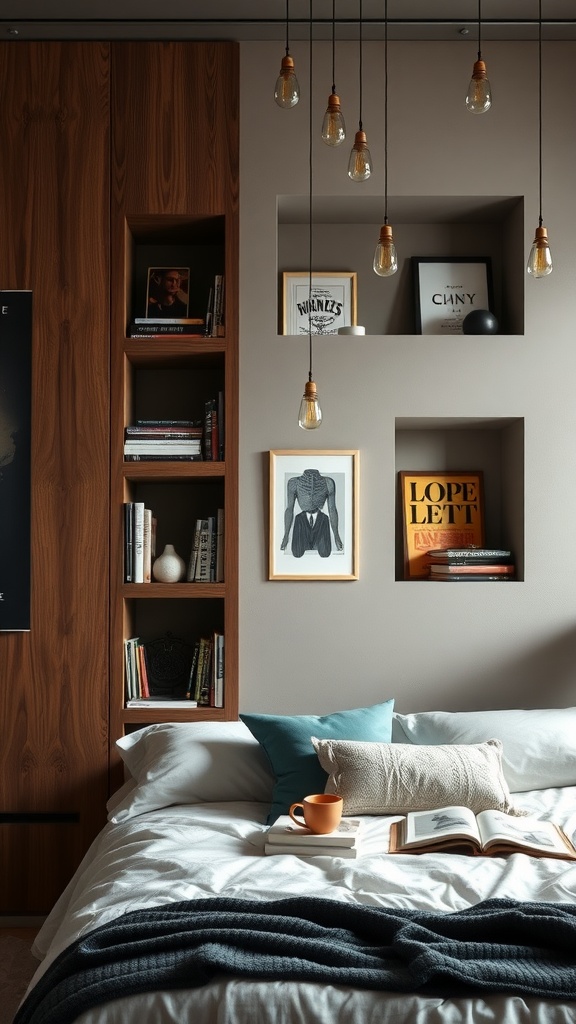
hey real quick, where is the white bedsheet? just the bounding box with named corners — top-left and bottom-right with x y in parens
top-left (28, 786), bottom-right (576, 1024)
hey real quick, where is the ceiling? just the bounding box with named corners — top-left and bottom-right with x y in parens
top-left (1, 1), bottom-right (575, 42)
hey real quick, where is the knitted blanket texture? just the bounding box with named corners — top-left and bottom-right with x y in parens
top-left (14, 896), bottom-right (576, 1024)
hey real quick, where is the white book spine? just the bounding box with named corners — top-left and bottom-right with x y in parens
top-left (133, 502), bottom-right (145, 583)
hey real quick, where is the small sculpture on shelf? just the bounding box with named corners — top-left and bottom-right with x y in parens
top-left (462, 309), bottom-right (499, 335)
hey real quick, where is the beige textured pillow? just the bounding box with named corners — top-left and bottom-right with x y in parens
top-left (311, 737), bottom-right (524, 816)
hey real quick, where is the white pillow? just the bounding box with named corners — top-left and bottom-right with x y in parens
top-left (392, 708), bottom-right (576, 792)
top-left (311, 737), bottom-right (522, 816)
top-left (108, 721), bottom-right (274, 823)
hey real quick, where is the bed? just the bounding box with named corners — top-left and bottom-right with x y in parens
top-left (17, 703), bottom-right (576, 1024)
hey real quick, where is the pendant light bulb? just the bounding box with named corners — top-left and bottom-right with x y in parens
top-left (298, 380), bottom-right (322, 430)
top-left (466, 58), bottom-right (492, 113)
top-left (275, 55), bottom-right (300, 108)
top-left (527, 225), bottom-right (553, 277)
top-left (373, 224), bottom-right (398, 277)
top-left (321, 93), bottom-right (346, 146)
top-left (348, 129), bottom-right (372, 181)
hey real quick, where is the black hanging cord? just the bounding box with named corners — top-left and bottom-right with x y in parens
top-left (384, 0), bottom-right (389, 224)
top-left (285, 0), bottom-right (290, 57)
top-left (538, 0), bottom-right (543, 226)
top-left (308, 0), bottom-right (313, 375)
top-left (331, 0), bottom-right (336, 94)
top-left (358, 0), bottom-right (363, 129)
top-left (477, 0), bottom-right (483, 60)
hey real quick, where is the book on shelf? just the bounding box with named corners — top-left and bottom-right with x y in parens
top-left (215, 508), bottom-right (224, 583)
top-left (124, 502), bottom-right (134, 583)
top-left (428, 562), bottom-right (515, 576)
top-left (124, 502), bottom-right (154, 583)
top-left (399, 471), bottom-right (485, 580)
top-left (426, 547), bottom-right (512, 564)
top-left (124, 636), bottom-right (149, 700)
top-left (389, 805), bottom-right (576, 860)
top-left (125, 454), bottom-right (203, 461)
top-left (133, 501), bottom-right (145, 583)
top-left (128, 320), bottom-right (204, 337)
top-left (204, 274), bottom-right (225, 338)
top-left (133, 318), bottom-right (204, 325)
top-left (213, 631), bottom-right (224, 707)
top-left (136, 419), bottom-right (202, 427)
top-left (266, 815), bottom-right (363, 849)
top-left (187, 515), bottom-right (222, 582)
top-left (126, 698), bottom-right (198, 708)
top-left (126, 424), bottom-right (202, 439)
top-left (124, 440), bottom-right (202, 451)
top-left (428, 573), bottom-right (513, 582)
top-left (203, 398), bottom-right (218, 460)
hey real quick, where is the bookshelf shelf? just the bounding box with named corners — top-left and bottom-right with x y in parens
top-left (109, 42), bottom-right (239, 784)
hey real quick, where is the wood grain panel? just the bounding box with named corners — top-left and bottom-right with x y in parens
top-left (0, 43), bottom-right (110, 912)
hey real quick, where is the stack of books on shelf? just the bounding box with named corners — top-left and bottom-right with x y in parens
top-left (124, 420), bottom-right (203, 462)
top-left (204, 274), bottom-right (225, 337)
top-left (127, 318), bottom-right (205, 338)
top-left (124, 635), bottom-right (198, 708)
top-left (188, 631), bottom-right (224, 707)
top-left (187, 510), bottom-right (224, 582)
top-left (124, 501), bottom-right (156, 583)
top-left (264, 816), bottom-right (364, 859)
top-left (426, 546), bottom-right (515, 581)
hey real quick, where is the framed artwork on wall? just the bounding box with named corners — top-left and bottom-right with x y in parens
top-left (0, 291), bottom-right (32, 631)
top-left (399, 470), bottom-right (485, 580)
top-left (412, 257), bottom-right (493, 335)
top-left (282, 271), bottom-right (357, 335)
top-left (269, 450), bottom-right (359, 580)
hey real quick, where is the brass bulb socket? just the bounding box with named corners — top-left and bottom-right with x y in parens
top-left (379, 224), bottom-right (394, 244)
top-left (327, 93), bottom-right (342, 112)
top-left (533, 225), bottom-right (550, 247)
top-left (280, 54), bottom-right (295, 72)
top-left (303, 380), bottom-right (318, 400)
top-left (353, 129), bottom-right (368, 150)
top-left (472, 59), bottom-right (488, 80)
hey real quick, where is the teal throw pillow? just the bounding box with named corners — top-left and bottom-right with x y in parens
top-left (240, 700), bottom-right (395, 824)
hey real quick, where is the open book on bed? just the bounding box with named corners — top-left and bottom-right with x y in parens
top-left (389, 805), bottom-right (576, 859)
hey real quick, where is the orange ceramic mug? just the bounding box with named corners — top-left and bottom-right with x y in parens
top-left (288, 793), bottom-right (343, 834)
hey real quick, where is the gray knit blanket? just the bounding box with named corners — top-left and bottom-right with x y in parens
top-left (15, 896), bottom-right (576, 1024)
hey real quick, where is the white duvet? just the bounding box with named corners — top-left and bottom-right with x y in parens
top-left (27, 786), bottom-right (576, 1024)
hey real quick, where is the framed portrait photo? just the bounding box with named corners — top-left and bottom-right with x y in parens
top-left (399, 470), bottom-right (485, 579)
top-left (145, 267), bottom-right (190, 319)
top-left (412, 257), bottom-right (493, 335)
top-left (269, 450), bottom-right (359, 580)
top-left (282, 271), bottom-right (357, 335)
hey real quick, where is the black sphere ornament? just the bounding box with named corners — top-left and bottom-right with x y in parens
top-left (462, 309), bottom-right (499, 335)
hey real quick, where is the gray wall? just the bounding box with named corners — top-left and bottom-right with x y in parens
top-left (239, 39), bottom-right (576, 716)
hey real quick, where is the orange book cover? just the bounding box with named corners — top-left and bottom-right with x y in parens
top-left (399, 471), bottom-right (484, 580)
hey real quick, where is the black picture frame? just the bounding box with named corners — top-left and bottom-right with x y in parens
top-left (412, 256), bottom-right (494, 335)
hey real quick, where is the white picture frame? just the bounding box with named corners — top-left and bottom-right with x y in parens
top-left (282, 271), bottom-right (357, 335)
top-left (269, 450), bottom-right (359, 580)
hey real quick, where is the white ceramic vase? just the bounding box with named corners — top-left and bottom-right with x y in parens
top-left (152, 543), bottom-right (185, 583)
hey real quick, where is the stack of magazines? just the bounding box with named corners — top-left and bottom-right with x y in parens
top-left (426, 546), bottom-right (515, 581)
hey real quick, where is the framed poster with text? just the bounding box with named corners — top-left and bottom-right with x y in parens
top-left (399, 470), bottom-right (485, 580)
top-left (282, 272), bottom-right (357, 335)
top-left (412, 257), bottom-right (493, 335)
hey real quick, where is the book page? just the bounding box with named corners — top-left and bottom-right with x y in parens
top-left (476, 810), bottom-right (570, 854)
top-left (404, 805), bottom-right (480, 846)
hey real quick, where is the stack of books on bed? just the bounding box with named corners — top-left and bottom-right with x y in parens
top-left (426, 547), bottom-right (515, 581)
top-left (264, 816), bottom-right (364, 859)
